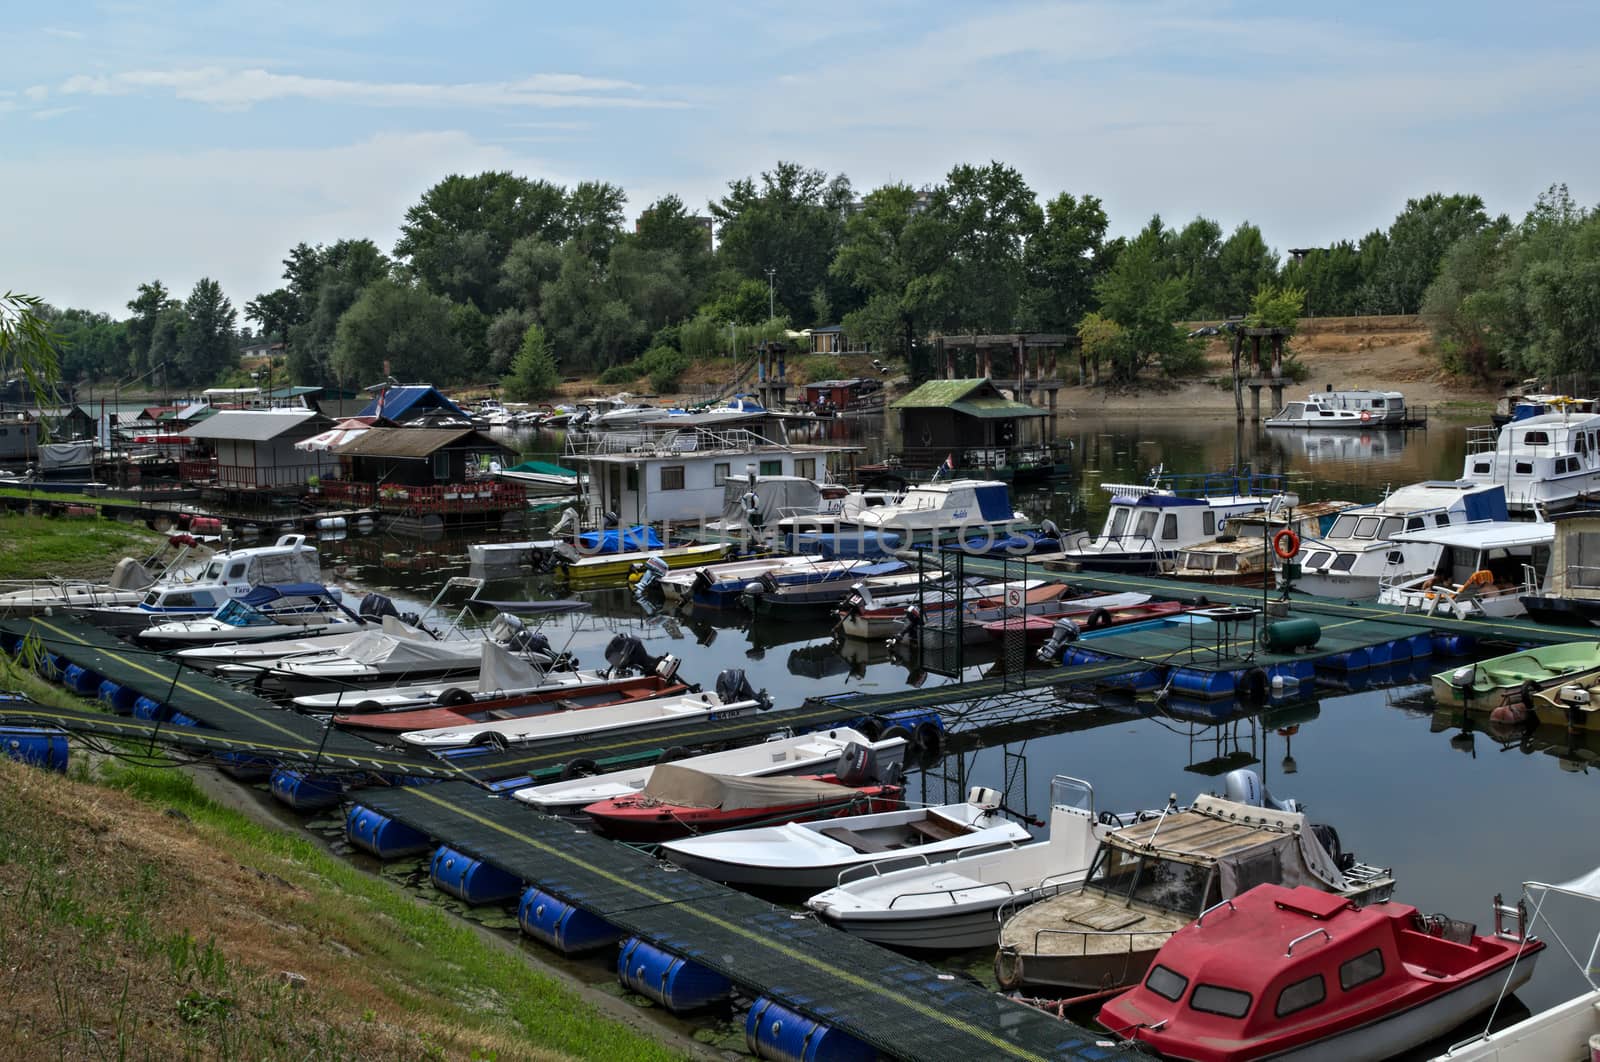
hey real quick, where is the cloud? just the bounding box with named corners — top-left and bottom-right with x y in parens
top-left (30, 107), bottom-right (78, 121)
top-left (40, 27), bottom-right (85, 40)
top-left (24, 85), bottom-right (49, 102)
top-left (57, 67), bottom-right (686, 110)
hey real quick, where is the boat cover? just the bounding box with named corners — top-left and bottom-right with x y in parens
top-left (477, 641), bottom-right (544, 692)
top-left (579, 526), bottom-right (663, 552)
top-left (504, 460), bottom-right (577, 479)
top-left (975, 483), bottom-right (1014, 521)
top-left (720, 476), bottom-right (824, 526)
top-left (240, 582), bottom-right (331, 605)
top-left (342, 630), bottom-right (464, 666)
top-left (40, 441), bottom-right (93, 471)
top-left (639, 763), bottom-right (855, 810)
top-left (1537, 865), bottom-right (1600, 901)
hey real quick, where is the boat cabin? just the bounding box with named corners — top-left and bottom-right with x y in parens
top-left (1060, 474), bottom-right (1297, 573)
top-left (196, 534), bottom-right (322, 587)
top-left (1377, 521), bottom-right (1554, 617)
top-left (1461, 411), bottom-right (1600, 513)
top-left (1267, 390), bottom-right (1407, 429)
top-left (1172, 500), bottom-right (1355, 586)
top-left (1099, 883), bottom-right (1540, 1062)
top-left (1523, 510), bottom-right (1600, 626)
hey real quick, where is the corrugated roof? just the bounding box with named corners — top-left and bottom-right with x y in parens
top-left (335, 426), bottom-right (507, 459)
top-left (890, 379), bottom-right (989, 408)
top-left (180, 409), bottom-right (324, 441)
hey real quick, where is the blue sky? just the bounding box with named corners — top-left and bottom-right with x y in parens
top-left (4, 0), bottom-right (1598, 315)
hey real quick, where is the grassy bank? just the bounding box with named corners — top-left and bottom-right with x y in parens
top-left (0, 513), bottom-right (165, 581)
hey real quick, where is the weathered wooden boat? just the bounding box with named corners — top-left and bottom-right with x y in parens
top-left (1430, 641), bottom-right (1600, 711)
top-left (1098, 883), bottom-right (1541, 1062)
top-left (1170, 500), bottom-right (1355, 588)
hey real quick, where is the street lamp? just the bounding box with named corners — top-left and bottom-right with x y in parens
top-left (765, 268), bottom-right (776, 321)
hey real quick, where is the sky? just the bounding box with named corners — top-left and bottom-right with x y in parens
top-left (4, 0), bottom-right (1598, 317)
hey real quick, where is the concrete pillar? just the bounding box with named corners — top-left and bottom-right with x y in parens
top-left (1249, 385), bottom-right (1262, 422)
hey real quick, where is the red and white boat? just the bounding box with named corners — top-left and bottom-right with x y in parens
top-left (983, 600), bottom-right (1191, 645)
top-left (582, 762), bottom-right (902, 843)
top-left (1098, 883), bottom-right (1543, 1062)
top-left (331, 673), bottom-right (690, 734)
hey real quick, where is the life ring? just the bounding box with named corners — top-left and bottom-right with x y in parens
top-left (1360, 410), bottom-right (1371, 423)
top-left (1272, 528), bottom-right (1300, 560)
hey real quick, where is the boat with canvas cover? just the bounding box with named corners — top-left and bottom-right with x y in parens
top-left (0, 532), bottom-right (210, 614)
top-left (493, 459), bottom-right (581, 496)
top-left (657, 785), bottom-right (1030, 893)
top-left (332, 669), bottom-right (689, 732)
top-left (582, 759), bottom-right (903, 843)
top-left (512, 729), bottom-right (907, 815)
top-left (805, 774), bottom-right (1110, 952)
top-left (993, 792), bottom-right (1395, 992)
top-left (1431, 641), bottom-right (1600, 711)
top-left (134, 584), bottom-right (361, 648)
top-left (398, 669), bottom-right (771, 751)
top-left (1098, 883), bottom-right (1542, 1062)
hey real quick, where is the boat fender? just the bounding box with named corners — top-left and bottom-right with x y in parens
top-left (1215, 534), bottom-right (1237, 544)
top-left (1086, 607), bottom-right (1112, 631)
top-left (912, 720), bottom-right (944, 763)
top-left (562, 756), bottom-right (600, 780)
top-left (880, 725), bottom-right (913, 750)
top-left (352, 700), bottom-right (383, 714)
top-left (1490, 700), bottom-right (1530, 728)
top-left (436, 688), bottom-right (474, 708)
top-left (1237, 666), bottom-right (1270, 705)
top-left (855, 717), bottom-right (884, 741)
top-left (657, 745), bottom-right (691, 764)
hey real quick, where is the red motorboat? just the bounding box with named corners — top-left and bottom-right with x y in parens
top-left (583, 763), bottom-right (902, 843)
top-left (983, 600), bottom-right (1190, 644)
top-left (1097, 883), bottom-right (1543, 1062)
top-left (332, 674), bottom-right (689, 734)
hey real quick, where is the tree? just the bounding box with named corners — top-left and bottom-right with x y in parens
top-left (498, 236), bottom-right (563, 317)
top-left (1020, 192), bottom-right (1110, 331)
top-left (707, 278), bottom-right (774, 326)
top-left (486, 308), bottom-right (537, 374)
top-left (1169, 217), bottom-right (1224, 317)
top-left (393, 172), bottom-right (568, 314)
top-left (501, 323), bottom-right (559, 400)
top-left (830, 184), bottom-right (933, 354)
top-left (125, 280), bottom-right (177, 375)
top-left (244, 288), bottom-right (297, 342)
top-left (175, 278), bottom-right (238, 385)
top-left (537, 244), bottom-right (648, 370)
top-left (564, 180), bottom-right (627, 263)
top-left (636, 193), bottom-right (713, 295)
top-left (1243, 284), bottom-right (1306, 332)
top-left (331, 278), bottom-right (459, 383)
top-left (0, 292), bottom-right (62, 407)
top-left (921, 162), bottom-right (1043, 331)
top-left (1281, 241), bottom-right (1365, 317)
top-left (272, 239), bottom-right (391, 383)
top-left (1420, 220), bottom-right (1514, 376)
top-left (1075, 312), bottom-right (1124, 385)
top-left (44, 306), bottom-right (127, 383)
top-left (1093, 218), bottom-right (1197, 382)
top-left (1215, 223), bottom-right (1279, 318)
top-left (1366, 193), bottom-right (1488, 314)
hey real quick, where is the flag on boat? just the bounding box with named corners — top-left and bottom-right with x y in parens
top-left (934, 454), bottom-right (954, 479)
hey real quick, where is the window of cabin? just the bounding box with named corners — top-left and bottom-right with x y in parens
top-left (1216, 555), bottom-right (1237, 571)
top-left (759, 459), bottom-right (782, 476)
top-left (1574, 533), bottom-right (1600, 589)
top-left (1108, 507), bottom-right (1130, 538)
top-left (1276, 974), bottom-right (1326, 1017)
top-left (1339, 948), bottom-right (1386, 991)
top-left (1515, 461), bottom-right (1534, 475)
top-left (1133, 511), bottom-right (1158, 538)
top-left (713, 463), bottom-right (730, 486)
top-left (164, 592), bottom-right (195, 608)
top-left (1473, 462), bottom-right (1492, 474)
top-left (1434, 513), bottom-right (1450, 526)
top-left (1204, 512), bottom-right (1216, 535)
top-left (1190, 984), bottom-right (1252, 1018)
top-left (1524, 431), bottom-right (1550, 445)
top-left (1145, 965), bottom-right (1188, 1003)
top-left (1331, 553), bottom-right (1357, 572)
top-left (1329, 515), bottom-right (1358, 538)
top-left (1378, 517), bottom-right (1403, 539)
top-left (1161, 514), bottom-right (1179, 540)
top-left (1303, 550), bottom-right (1332, 569)
top-left (431, 451), bottom-right (450, 480)
top-left (1405, 517), bottom-right (1424, 530)
top-left (1577, 434), bottom-right (1589, 455)
top-left (796, 458), bottom-right (816, 480)
top-left (660, 466), bottom-right (685, 491)
top-left (1354, 517), bottom-right (1380, 539)
top-left (1372, 398), bottom-right (1386, 408)
top-left (227, 561), bottom-right (248, 579)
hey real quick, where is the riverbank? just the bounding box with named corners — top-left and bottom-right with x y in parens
top-left (0, 514), bottom-right (165, 581)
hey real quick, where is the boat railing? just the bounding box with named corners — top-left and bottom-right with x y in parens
top-left (563, 425), bottom-right (795, 459)
top-left (884, 871), bottom-right (1028, 910)
top-left (833, 837), bottom-right (1026, 888)
top-left (1195, 898), bottom-right (1237, 928)
top-left (1132, 469), bottom-right (1292, 500)
top-left (1020, 923), bottom-right (1164, 956)
top-left (1465, 425), bottom-right (1501, 455)
top-left (995, 867), bottom-right (1093, 925)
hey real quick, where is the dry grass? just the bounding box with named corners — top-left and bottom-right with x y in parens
top-left (0, 514), bottom-right (166, 582)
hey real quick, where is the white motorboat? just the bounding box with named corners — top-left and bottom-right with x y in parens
top-left (660, 787), bottom-right (1030, 893)
top-left (0, 533), bottom-right (210, 614)
top-left (805, 774), bottom-right (1107, 952)
top-left (399, 669), bottom-right (770, 751)
top-left (1265, 389), bottom-right (1409, 429)
top-left (513, 728), bottom-right (905, 815)
top-left (839, 478), bottom-right (1028, 544)
top-left (656, 554), bottom-right (839, 605)
top-left (493, 459), bottom-right (583, 497)
top-left (835, 578), bottom-right (1053, 642)
top-left (1462, 409), bottom-right (1600, 514)
top-left (1375, 521), bottom-right (1554, 618)
top-left (133, 584), bottom-right (361, 648)
top-left (1294, 480), bottom-right (1510, 598)
top-left (1056, 473), bottom-right (1296, 575)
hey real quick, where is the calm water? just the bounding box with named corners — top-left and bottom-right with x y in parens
top-left (311, 413), bottom-right (1600, 1019)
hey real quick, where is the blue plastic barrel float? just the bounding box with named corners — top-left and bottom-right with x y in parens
top-left (430, 846), bottom-right (520, 905)
top-left (131, 695), bottom-right (165, 722)
top-left (345, 805), bottom-right (432, 859)
top-left (269, 768), bottom-right (343, 811)
top-left (1406, 633), bottom-right (1435, 659)
top-left (517, 887), bottom-right (620, 953)
top-left (61, 663), bottom-right (103, 696)
top-left (616, 937), bottom-right (731, 1012)
top-left (745, 996), bottom-right (876, 1062)
top-left (1433, 632), bottom-right (1476, 657)
top-left (213, 751), bottom-right (273, 781)
top-left (96, 679), bottom-right (141, 714)
top-left (0, 727), bottom-right (68, 772)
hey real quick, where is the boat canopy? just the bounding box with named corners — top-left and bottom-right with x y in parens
top-left (503, 459), bottom-right (577, 478)
top-left (1389, 520), bottom-right (1555, 551)
top-left (1530, 866), bottom-right (1600, 902)
top-left (638, 763), bottom-right (854, 811)
top-left (239, 582), bottom-right (331, 605)
top-left (477, 640), bottom-right (545, 692)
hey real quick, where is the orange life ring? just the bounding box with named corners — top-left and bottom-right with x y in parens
top-left (1360, 410), bottom-right (1372, 422)
top-left (1272, 528), bottom-right (1300, 559)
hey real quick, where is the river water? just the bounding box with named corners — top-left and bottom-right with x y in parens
top-left (310, 413), bottom-right (1600, 1026)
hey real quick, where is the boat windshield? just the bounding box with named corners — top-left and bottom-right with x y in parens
top-left (1106, 507), bottom-right (1130, 538)
top-left (1086, 845), bottom-right (1220, 916)
top-left (1378, 517), bottom-right (1404, 539)
top-left (1327, 515), bottom-right (1359, 538)
top-left (215, 599), bottom-right (277, 628)
top-left (203, 559), bottom-right (225, 580)
top-left (1133, 511), bottom-right (1158, 538)
top-left (1182, 553), bottom-right (1215, 571)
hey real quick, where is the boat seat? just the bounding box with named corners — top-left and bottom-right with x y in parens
top-left (907, 812), bottom-right (975, 843)
top-left (817, 826), bottom-right (895, 853)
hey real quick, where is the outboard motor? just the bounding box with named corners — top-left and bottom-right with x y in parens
top-left (714, 668), bottom-right (767, 707)
top-left (359, 593), bottom-right (401, 623)
top-left (1037, 617), bottom-right (1081, 663)
top-left (604, 634), bottom-right (657, 676)
top-left (834, 740), bottom-right (903, 787)
top-left (654, 653), bottom-right (681, 682)
top-left (1222, 767), bottom-right (1301, 813)
top-left (967, 785), bottom-right (1003, 810)
top-left (603, 510), bottom-right (619, 529)
top-left (634, 555), bottom-right (671, 597)
top-left (506, 629), bottom-right (551, 660)
top-left (1310, 823), bottom-right (1356, 872)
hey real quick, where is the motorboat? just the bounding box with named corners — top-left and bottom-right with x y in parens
top-left (1433, 867), bottom-right (1600, 1060)
top-left (1520, 510), bottom-right (1600, 627)
top-left (1056, 472), bottom-right (1296, 575)
top-left (0, 532), bottom-right (209, 614)
top-left (805, 774), bottom-right (1108, 952)
top-left (177, 588), bottom-right (446, 673)
top-left (134, 585), bottom-right (361, 648)
top-left (1462, 409), bottom-right (1600, 514)
top-left (1293, 481), bottom-right (1509, 599)
top-left (587, 395), bottom-right (661, 431)
top-left (562, 543), bottom-right (731, 585)
top-left (493, 459), bottom-right (582, 497)
top-left (1265, 389), bottom-right (1409, 429)
top-left (658, 786), bottom-right (1030, 893)
top-left (837, 578), bottom-right (1054, 643)
top-left (1170, 501), bottom-right (1356, 588)
top-left (986, 599), bottom-right (1189, 646)
top-left (1375, 521), bottom-right (1554, 618)
top-left (512, 729), bottom-right (907, 815)
top-left (581, 760), bottom-right (903, 843)
top-left (80, 579), bottom-right (340, 639)
top-left (398, 669), bottom-right (771, 751)
top-left (656, 554), bottom-right (844, 606)
top-left (886, 587), bottom-right (1153, 648)
top-left (993, 792), bottom-right (1395, 992)
top-left (740, 560), bottom-right (912, 618)
top-left (1098, 883), bottom-right (1542, 1062)
top-left (784, 478), bottom-right (1027, 547)
top-left (468, 511), bottom-right (665, 570)
top-left (1432, 642), bottom-right (1600, 713)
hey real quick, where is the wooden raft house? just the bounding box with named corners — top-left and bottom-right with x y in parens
top-left (886, 378), bottom-right (1067, 482)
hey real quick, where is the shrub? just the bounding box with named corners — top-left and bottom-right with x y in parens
top-left (500, 324), bottom-right (559, 401)
top-left (597, 363), bottom-right (640, 385)
top-left (637, 345), bottom-right (691, 393)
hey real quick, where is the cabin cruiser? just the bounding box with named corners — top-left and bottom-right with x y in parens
top-left (784, 479), bottom-right (1026, 547)
top-left (78, 575), bottom-right (337, 638)
top-left (134, 585), bottom-right (361, 648)
top-left (1461, 410), bottom-right (1600, 514)
top-left (1492, 390), bottom-right (1597, 427)
top-left (1265, 389), bottom-right (1408, 429)
top-left (1057, 473), bottom-right (1296, 574)
top-left (993, 792), bottom-right (1395, 992)
top-left (585, 395), bottom-right (660, 431)
top-left (1375, 521), bottom-right (1554, 618)
top-left (1171, 500), bottom-right (1356, 587)
top-left (1293, 481), bottom-right (1508, 599)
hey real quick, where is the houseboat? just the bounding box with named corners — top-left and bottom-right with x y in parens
top-left (1520, 509), bottom-right (1600, 626)
top-left (1461, 410), bottom-right (1600, 514)
top-left (1293, 481), bottom-right (1508, 599)
top-left (1375, 521), bottom-right (1554, 618)
top-left (1492, 390), bottom-right (1596, 427)
top-left (1055, 472), bottom-right (1295, 575)
top-left (1265, 389), bottom-right (1409, 429)
top-left (1171, 500), bottom-right (1355, 588)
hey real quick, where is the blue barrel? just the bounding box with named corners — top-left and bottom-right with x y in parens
top-left (1433, 633), bottom-right (1477, 657)
top-left (1365, 639), bottom-right (1393, 669)
top-left (1407, 633), bottom-right (1434, 659)
top-left (346, 805), bottom-right (432, 859)
top-left (97, 680), bottom-right (140, 714)
top-left (35, 653), bottom-right (63, 679)
top-left (430, 846), bottom-right (520, 905)
top-left (62, 663), bottom-right (103, 695)
top-left (214, 751), bottom-right (272, 781)
top-left (616, 937), bottom-right (730, 1012)
top-left (169, 711), bottom-right (199, 728)
top-left (745, 997), bottom-right (875, 1062)
top-left (0, 727), bottom-right (68, 772)
top-left (518, 887), bottom-right (620, 953)
top-left (269, 768), bottom-right (343, 811)
top-left (132, 696), bottom-right (164, 722)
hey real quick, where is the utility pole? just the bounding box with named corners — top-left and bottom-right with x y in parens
top-left (765, 268), bottom-right (776, 320)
